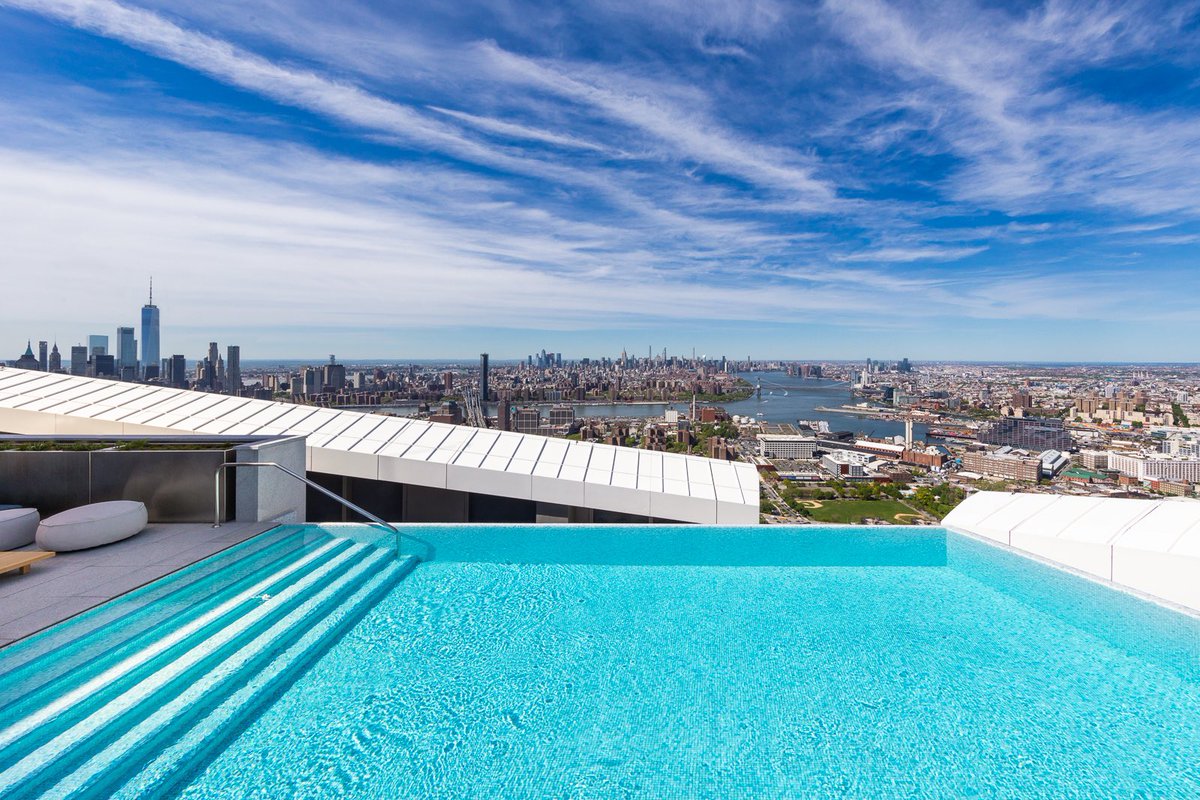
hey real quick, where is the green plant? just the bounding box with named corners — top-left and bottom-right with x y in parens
top-left (1172, 404), bottom-right (1191, 427)
top-left (908, 484), bottom-right (966, 519)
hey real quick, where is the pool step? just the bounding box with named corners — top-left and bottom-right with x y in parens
top-left (0, 538), bottom-right (358, 774)
top-left (0, 535), bottom-right (411, 800)
top-left (112, 555), bottom-right (416, 800)
top-left (0, 525), bottom-right (306, 688)
top-left (0, 526), bottom-right (324, 708)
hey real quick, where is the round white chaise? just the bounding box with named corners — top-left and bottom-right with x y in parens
top-left (36, 501), bottom-right (148, 552)
top-left (0, 508), bottom-right (40, 549)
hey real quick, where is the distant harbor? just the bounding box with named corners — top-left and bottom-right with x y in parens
top-left (813, 405), bottom-right (901, 419)
top-left (338, 372), bottom-right (929, 440)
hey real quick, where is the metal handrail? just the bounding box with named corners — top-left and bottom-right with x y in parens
top-left (213, 461), bottom-right (398, 546)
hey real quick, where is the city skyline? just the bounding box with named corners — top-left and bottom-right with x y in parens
top-left (2, 1), bottom-right (1200, 359)
top-left (10, 282), bottom-right (1200, 364)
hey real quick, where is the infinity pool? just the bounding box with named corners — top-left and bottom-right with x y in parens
top-left (168, 524), bottom-right (1200, 799)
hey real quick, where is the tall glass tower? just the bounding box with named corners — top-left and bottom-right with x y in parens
top-left (117, 326), bottom-right (137, 377)
top-left (141, 279), bottom-right (160, 379)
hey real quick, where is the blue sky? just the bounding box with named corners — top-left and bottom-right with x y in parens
top-left (1, 0), bottom-right (1198, 361)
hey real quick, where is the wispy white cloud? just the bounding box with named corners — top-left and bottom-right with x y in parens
top-left (0, 0), bottom-right (852, 245)
top-left (0, 0), bottom-right (474, 148)
top-left (836, 246), bottom-right (987, 263)
top-left (475, 40), bottom-right (836, 201)
top-left (820, 0), bottom-right (1200, 220)
top-left (0, 126), bottom-right (1149, 354)
top-left (426, 106), bottom-right (609, 152)
top-left (2, 0), bottom-right (1200, 356)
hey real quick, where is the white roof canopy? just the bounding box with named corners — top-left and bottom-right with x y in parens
top-left (944, 490), bottom-right (1200, 611)
top-left (0, 369), bottom-right (759, 524)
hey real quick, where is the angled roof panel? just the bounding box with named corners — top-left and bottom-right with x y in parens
top-left (0, 372), bottom-right (62, 402)
top-left (252, 405), bottom-right (323, 434)
top-left (516, 435), bottom-right (550, 463)
top-left (231, 404), bottom-right (295, 433)
top-left (503, 457), bottom-right (536, 475)
top-left (488, 432), bottom-right (522, 460)
top-left (452, 448), bottom-right (487, 469)
top-left (613, 449), bottom-right (639, 476)
top-left (462, 430), bottom-right (500, 455)
top-left (0, 370), bottom-right (759, 524)
top-left (1117, 502), bottom-right (1200, 554)
top-left (360, 416), bottom-right (412, 443)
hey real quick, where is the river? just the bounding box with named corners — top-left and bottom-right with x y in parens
top-left (368, 371), bottom-right (926, 440)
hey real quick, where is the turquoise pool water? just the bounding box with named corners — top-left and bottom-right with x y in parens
top-left (167, 524), bottom-right (1200, 799)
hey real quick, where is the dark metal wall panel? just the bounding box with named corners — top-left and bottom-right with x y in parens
top-left (304, 470), bottom-right (349, 523)
top-left (403, 485), bottom-right (469, 522)
top-left (346, 477), bottom-right (404, 524)
top-left (91, 451), bottom-right (228, 523)
top-left (469, 493), bottom-right (537, 523)
top-left (0, 452), bottom-right (91, 516)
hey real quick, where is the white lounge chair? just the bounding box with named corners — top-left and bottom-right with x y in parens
top-left (36, 501), bottom-right (148, 552)
top-left (0, 508), bottom-right (40, 550)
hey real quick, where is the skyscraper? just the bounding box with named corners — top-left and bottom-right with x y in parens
top-left (88, 335), bottom-right (108, 357)
top-left (513, 407), bottom-right (540, 434)
top-left (322, 355), bottom-right (345, 391)
top-left (301, 367), bottom-right (320, 395)
top-left (14, 342), bottom-right (39, 371)
top-left (141, 279), bottom-right (160, 380)
top-left (37, 340), bottom-right (47, 372)
top-left (170, 354), bottom-right (187, 388)
top-left (116, 326), bottom-right (137, 377)
top-left (70, 345), bottom-right (87, 376)
top-left (94, 354), bottom-right (116, 377)
top-left (498, 391), bottom-right (512, 432)
top-left (226, 345), bottom-right (241, 395)
top-left (479, 353), bottom-right (489, 402)
top-left (48, 342), bottom-right (61, 373)
top-left (206, 342), bottom-right (220, 390)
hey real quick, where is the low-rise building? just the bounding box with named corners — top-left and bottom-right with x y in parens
top-left (1150, 479), bottom-right (1192, 497)
top-left (1077, 450), bottom-right (1109, 470)
top-left (1039, 449), bottom-right (1071, 478)
top-left (428, 400), bottom-right (464, 425)
top-left (821, 450), bottom-right (869, 478)
top-left (1107, 451), bottom-right (1200, 484)
top-left (707, 437), bottom-right (734, 460)
top-left (758, 435), bottom-right (817, 460)
top-left (902, 447), bottom-right (948, 469)
top-left (961, 450), bottom-right (1041, 482)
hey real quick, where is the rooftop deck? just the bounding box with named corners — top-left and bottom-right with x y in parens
top-left (0, 521), bottom-right (272, 647)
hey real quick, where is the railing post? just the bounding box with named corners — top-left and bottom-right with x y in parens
top-left (212, 462), bottom-right (398, 555)
top-left (213, 463), bottom-right (223, 528)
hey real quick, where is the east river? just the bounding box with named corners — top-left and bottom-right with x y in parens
top-left (372, 371), bottom-right (929, 440)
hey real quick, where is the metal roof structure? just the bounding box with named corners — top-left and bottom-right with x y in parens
top-left (0, 368), bottom-right (759, 524)
top-left (944, 491), bottom-right (1200, 612)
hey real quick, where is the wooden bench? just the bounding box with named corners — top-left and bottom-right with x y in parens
top-left (0, 551), bottom-right (55, 576)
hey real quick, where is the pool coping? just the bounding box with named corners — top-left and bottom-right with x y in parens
top-left (948, 525), bottom-right (1200, 621)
